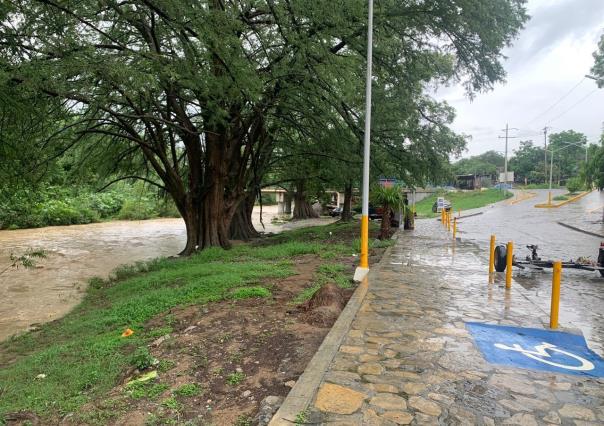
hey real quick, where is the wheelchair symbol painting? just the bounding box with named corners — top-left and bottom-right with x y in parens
top-left (466, 322), bottom-right (604, 377)
top-left (493, 342), bottom-right (594, 371)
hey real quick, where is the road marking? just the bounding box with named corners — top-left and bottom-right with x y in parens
top-left (494, 342), bottom-right (594, 371)
top-left (466, 322), bottom-right (604, 377)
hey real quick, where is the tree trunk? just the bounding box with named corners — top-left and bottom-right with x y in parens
top-left (340, 181), bottom-right (353, 222)
top-left (171, 194), bottom-right (201, 256)
top-left (293, 180), bottom-right (319, 219)
top-left (229, 193), bottom-right (259, 240)
top-left (200, 133), bottom-right (232, 250)
top-left (379, 204), bottom-right (391, 240)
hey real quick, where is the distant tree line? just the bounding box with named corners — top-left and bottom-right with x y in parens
top-left (451, 129), bottom-right (604, 190)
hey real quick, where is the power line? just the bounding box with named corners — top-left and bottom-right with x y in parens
top-left (544, 89), bottom-right (598, 125)
top-left (524, 77), bottom-right (586, 126)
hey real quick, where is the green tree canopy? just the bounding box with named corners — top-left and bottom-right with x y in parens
top-left (1, 0), bottom-right (528, 253)
top-left (509, 140), bottom-right (546, 184)
top-left (591, 33), bottom-right (604, 88)
top-left (548, 130), bottom-right (588, 181)
top-left (451, 151), bottom-right (505, 176)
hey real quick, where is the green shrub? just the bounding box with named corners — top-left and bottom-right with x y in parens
top-left (129, 347), bottom-right (154, 370)
top-left (565, 177), bottom-right (585, 194)
top-left (117, 198), bottom-right (158, 220)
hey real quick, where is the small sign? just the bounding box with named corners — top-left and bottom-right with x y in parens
top-left (437, 197), bottom-right (445, 209)
top-left (499, 171), bottom-right (514, 183)
top-left (466, 322), bottom-right (604, 377)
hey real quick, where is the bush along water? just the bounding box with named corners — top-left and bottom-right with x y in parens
top-left (0, 183), bottom-right (180, 230)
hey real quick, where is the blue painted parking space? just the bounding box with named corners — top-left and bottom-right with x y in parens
top-left (466, 322), bottom-right (604, 377)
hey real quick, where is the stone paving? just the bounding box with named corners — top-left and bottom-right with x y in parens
top-left (308, 223), bottom-right (604, 425)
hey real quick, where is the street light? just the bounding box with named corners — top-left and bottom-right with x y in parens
top-left (354, 0), bottom-right (374, 283)
top-left (546, 141), bottom-right (588, 204)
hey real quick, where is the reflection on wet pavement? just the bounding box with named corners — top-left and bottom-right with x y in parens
top-left (306, 216), bottom-right (604, 425)
top-left (454, 189), bottom-right (604, 357)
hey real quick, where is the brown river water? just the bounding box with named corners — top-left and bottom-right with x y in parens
top-left (0, 206), bottom-right (334, 341)
top-left (0, 219), bottom-right (185, 341)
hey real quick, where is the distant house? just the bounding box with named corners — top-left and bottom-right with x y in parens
top-left (455, 174), bottom-right (494, 190)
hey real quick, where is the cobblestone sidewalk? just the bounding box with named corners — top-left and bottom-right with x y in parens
top-left (305, 224), bottom-right (604, 425)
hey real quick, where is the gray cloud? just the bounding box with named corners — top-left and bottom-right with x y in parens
top-left (506, 0), bottom-right (604, 69)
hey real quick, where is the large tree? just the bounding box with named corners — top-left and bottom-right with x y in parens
top-left (1, 0), bottom-right (528, 253)
top-left (509, 141), bottom-right (545, 184)
top-left (591, 33), bottom-right (604, 87)
top-left (548, 130), bottom-right (588, 182)
top-left (451, 151), bottom-right (505, 177)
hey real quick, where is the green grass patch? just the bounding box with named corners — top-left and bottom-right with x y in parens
top-left (293, 260), bottom-right (355, 304)
top-left (230, 286), bottom-right (272, 299)
top-left (415, 189), bottom-right (512, 218)
top-left (226, 371), bottom-right (245, 386)
top-left (125, 381), bottom-right (169, 400)
top-left (519, 183), bottom-right (561, 189)
top-left (172, 383), bottom-right (202, 397)
top-left (0, 227), bottom-right (354, 421)
top-left (553, 195), bottom-right (569, 201)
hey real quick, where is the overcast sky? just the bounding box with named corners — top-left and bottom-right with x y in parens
top-left (438, 0), bottom-right (604, 158)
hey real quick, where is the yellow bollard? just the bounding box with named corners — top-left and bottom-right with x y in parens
top-left (360, 215), bottom-right (369, 268)
top-left (453, 217), bottom-right (457, 239)
top-left (550, 261), bottom-right (561, 329)
top-left (489, 235), bottom-right (496, 275)
top-left (505, 241), bottom-right (513, 289)
top-left (447, 211), bottom-right (451, 232)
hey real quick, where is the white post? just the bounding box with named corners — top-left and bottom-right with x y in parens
top-left (549, 149), bottom-right (554, 204)
top-left (504, 123), bottom-right (508, 188)
top-left (355, 0), bottom-right (373, 282)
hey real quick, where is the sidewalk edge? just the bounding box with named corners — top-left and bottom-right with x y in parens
top-left (268, 241), bottom-right (396, 425)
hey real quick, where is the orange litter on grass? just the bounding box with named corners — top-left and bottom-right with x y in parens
top-left (121, 328), bottom-right (134, 337)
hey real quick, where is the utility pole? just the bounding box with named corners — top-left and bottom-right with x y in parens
top-left (499, 124), bottom-right (518, 188)
top-left (543, 126), bottom-right (550, 183)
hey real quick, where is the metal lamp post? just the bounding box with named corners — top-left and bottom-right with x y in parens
top-left (547, 141), bottom-right (589, 204)
top-left (354, 0), bottom-right (374, 282)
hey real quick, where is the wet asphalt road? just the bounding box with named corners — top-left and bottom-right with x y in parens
top-left (445, 189), bottom-right (604, 356)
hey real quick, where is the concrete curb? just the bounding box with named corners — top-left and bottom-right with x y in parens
top-left (268, 243), bottom-right (396, 425)
top-left (535, 189), bottom-right (593, 208)
top-left (507, 190), bottom-right (537, 205)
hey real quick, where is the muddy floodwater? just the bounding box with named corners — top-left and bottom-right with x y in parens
top-left (0, 206), bottom-right (334, 341)
top-left (0, 219), bottom-right (185, 341)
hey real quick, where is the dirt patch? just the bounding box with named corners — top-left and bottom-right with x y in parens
top-left (74, 255), bottom-right (355, 425)
top-left (298, 283), bottom-right (352, 327)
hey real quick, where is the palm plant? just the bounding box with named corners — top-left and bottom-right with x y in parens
top-left (370, 185), bottom-right (406, 240)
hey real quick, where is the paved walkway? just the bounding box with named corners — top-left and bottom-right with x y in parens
top-left (306, 223), bottom-right (604, 425)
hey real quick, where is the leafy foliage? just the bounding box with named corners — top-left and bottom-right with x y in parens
top-left (591, 33), bottom-right (604, 88)
top-left (370, 185), bottom-right (406, 239)
top-left (0, 0), bottom-right (529, 251)
top-left (452, 151), bottom-right (504, 176)
top-left (0, 184), bottom-right (178, 230)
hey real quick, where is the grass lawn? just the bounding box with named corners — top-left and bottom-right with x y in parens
top-left (518, 183), bottom-right (561, 190)
top-left (415, 189), bottom-right (513, 218)
top-left (0, 221), bottom-right (381, 423)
